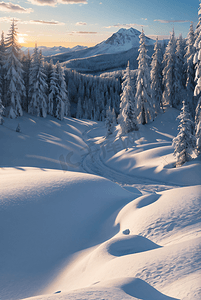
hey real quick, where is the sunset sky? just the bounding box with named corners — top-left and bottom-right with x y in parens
top-left (0, 0), bottom-right (199, 48)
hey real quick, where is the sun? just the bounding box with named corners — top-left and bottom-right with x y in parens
top-left (18, 37), bottom-right (25, 44)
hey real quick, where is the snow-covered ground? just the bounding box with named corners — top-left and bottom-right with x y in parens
top-left (0, 108), bottom-right (201, 300)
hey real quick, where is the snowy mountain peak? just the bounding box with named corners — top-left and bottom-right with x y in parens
top-left (104, 27), bottom-right (154, 48)
top-left (117, 27), bottom-right (141, 35)
top-left (94, 27), bottom-right (155, 54)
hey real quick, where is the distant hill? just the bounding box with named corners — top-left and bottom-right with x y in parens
top-left (22, 45), bottom-right (88, 56)
top-left (62, 45), bottom-right (155, 75)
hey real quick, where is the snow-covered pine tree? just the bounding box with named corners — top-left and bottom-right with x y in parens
top-left (118, 61), bottom-right (138, 134)
top-left (162, 29), bottom-right (177, 107)
top-left (0, 31), bottom-right (6, 108)
top-left (0, 102), bottom-right (4, 125)
top-left (195, 97), bottom-right (201, 155)
top-left (172, 100), bottom-right (196, 166)
top-left (194, 2), bottom-right (201, 42)
top-left (135, 29), bottom-right (155, 124)
top-left (76, 97), bottom-right (83, 119)
top-left (0, 91), bottom-right (4, 124)
top-left (28, 46), bottom-right (47, 118)
top-left (173, 34), bottom-right (186, 109)
top-left (150, 37), bottom-right (163, 115)
top-left (105, 106), bottom-right (116, 136)
top-left (185, 23), bottom-right (196, 117)
top-left (48, 61), bottom-right (58, 116)
top-left (21, 50), bottom-right (31, 112)
top-left (88, 98), bottom-right (93, 120)
top-left (83, 97), bottom-right (89, 119)
top-left (4, 20), bottom-right (25, 118)
top-left (55, 61), bottom-right (70, 118)
top-left (194, 3), bottom-right (201, 101)
top-left (119, 62), bottom-right (131, 116)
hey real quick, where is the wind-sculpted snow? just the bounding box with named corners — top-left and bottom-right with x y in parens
top-left (107, 235), bottom-right (161, 257)
top-left (0, 168), bottom-right (135, 300)
top-left (121, 278), bottom-right (178, 300)
top-left (0, 110), bottom-right (200, 300)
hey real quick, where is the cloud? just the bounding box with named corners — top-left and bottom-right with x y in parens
top-left (154, 19), bottom-right (191, 24)
top-left (30, 19), bottom-right (65, 25)
top-left (105, 23), bottom-right (148, 29)
top-left (99, 2), bottom-right (102, 4)
top-left (28, 0), bottom-right (87, 5)
top-left (28, 0), bottom-right (57, 6)
top-left (0, 1), bottom-right (33, 13)
top-left (76, 22), bottom-right (87, 26)
top-left (0, 16), bottom-right (20, 23)
top-left (0, 16), bottom-right (65, 25)
top-left (141, 18), bottom-right (147, 21)
top-left (60, 0), bottom-right (87, 3)
top-left (67, 31), bottom-right (97, 35)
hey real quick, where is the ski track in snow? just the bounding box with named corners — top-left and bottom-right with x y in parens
top-left (81, 125), bottom-right (180, 193)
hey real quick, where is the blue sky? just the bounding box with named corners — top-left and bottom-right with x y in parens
top-left (0, 0), bottom-right (199, 47)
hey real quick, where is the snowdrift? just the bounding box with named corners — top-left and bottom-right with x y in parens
top-left (0, 108), bottom-right (200, 300)
top-left (0, 168), bottom-right (134, 300)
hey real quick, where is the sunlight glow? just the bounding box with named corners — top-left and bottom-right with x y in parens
top-left (18, 37), bottom-right (25, 44)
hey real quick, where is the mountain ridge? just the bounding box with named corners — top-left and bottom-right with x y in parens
top-left (43, 27), bottom-right (156, 73)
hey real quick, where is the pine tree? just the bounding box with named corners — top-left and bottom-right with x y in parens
top-left (4, 20), bottom-right (25, 118)
top-left (105, 106), bottom-right (116, 136)
top-left (118, 61), bottom-right (138, 134)
top-left (194, 2), bottom-right (201, 41)
top-left (195, 98), bottom-right (201, 155)
top-left (135, 29), bottom-right (155, 124)
top-left (48, 61), bottom-right (58, 116)
top-left (0, 31), bottom-right (6, 108)
top-left (28, 46), bottom-right (47, 118)
top-left (194, 3), bottom-right (201, 100)
top-left (173, 35), bottom-right (186, 109)
top-left (162, 30), bottom-right (177, 108)
top-left (172, 101), bottom-right (196, 166)
top-left (76, 97), bottom-right (83, 119)
top-left (0, 94), bottom-right (4, 125)
top-left (21, 50), bottom-right (31, 112)
top-left (55, 61), bottom-right (70, 118)
top-left (150, 37), bottom-right (163, 114)
top-left (185, 23), bottom-right (196, 117)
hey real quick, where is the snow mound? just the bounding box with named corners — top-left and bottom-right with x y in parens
top-left (116, 185), bottom-right (201, 244)
top-left (0, 168), bottom-right (134, 300)
top-left (121, 277), bottom-right (178, 300)
top-left (107, 235), bottom-right (161, 256)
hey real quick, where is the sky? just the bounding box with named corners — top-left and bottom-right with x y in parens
top-left (0, 0), bottom-right (199, 48)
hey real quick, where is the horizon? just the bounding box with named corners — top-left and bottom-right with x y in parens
top-left (0, 0), bottom-right (199, 48)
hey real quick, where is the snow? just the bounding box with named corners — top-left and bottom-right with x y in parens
top-left (0, 108), bottom-right (201, 300)
top-left (95, 28), bottom-right (155, 55)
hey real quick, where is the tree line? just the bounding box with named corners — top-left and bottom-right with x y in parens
top-left (0, 20), bottom-right (70, 121)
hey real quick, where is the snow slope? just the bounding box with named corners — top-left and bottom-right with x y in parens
top-left (0, 109), bottom-right (201, 300)
top-left (0, 168), bottom-right (134, 300)
top-left (95, 28), bottom-right (155, 55)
